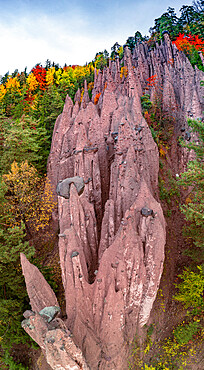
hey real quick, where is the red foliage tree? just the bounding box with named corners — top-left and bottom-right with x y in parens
top-left (173, 33), bottom-right (204, 55)
top-left (31, 64), bottom-right (47, 91)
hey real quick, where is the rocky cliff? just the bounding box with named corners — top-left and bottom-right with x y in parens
top-left (21, 34), bottom-right (204, 369)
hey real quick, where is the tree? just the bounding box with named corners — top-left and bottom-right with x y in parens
top-left (174, 266), bottom-right (204, 312)
top-left (179, 4), bottom-right (204, 36)
top-left (0, 76), bottom-right (22, 117)
top-left (94, 52), bottom-right (108, 70)
top-left (126, 36), bottom-right (135, 53)
top-left (173, 33), bottom-right (204, 71)
top-left (110, 42), bottom-right (121, 59)
top-left (0, 178), bottom-right (35, 351)
top-left (31, 64), bottom-right (47, 91)
top-left (32, 84), bottom-right (64, 141)
top-left (193, 0), bottom-right (204, 12)
top-left (0, 168), bottom-right (56, 363)
top-left (45, 59), bottom-right (52, 70)
top-left (134, 31), bottom-right (144, 44)
top-left (0, 115), bottom-right (49, 174)
top-left (153, 7), bottom-right (179, 40)
top-left (178, 118), bottom-right (204, 263)
top-left (0, 72), bottom-right (9, 85)
top-left (179, 5), bottom-right (198, 25)
top-left (2, 161), bottom-right (56, 233)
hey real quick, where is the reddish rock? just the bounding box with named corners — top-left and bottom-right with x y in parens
top-left (132, 32), bottom-right (204, 120)
top-left (81, 80), bottom-right (90, 109)
top-left (22, 313), bottom-right (89, 369)
top-left (74, 88), bottom-right (81, 103)
top-left (43, 47), bottom-right (166, 368)
top-left (21, 38), bottom-right (204, 369)
top-left (20, 253), bottom-right (59, 312)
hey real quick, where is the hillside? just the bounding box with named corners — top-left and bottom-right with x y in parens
top-left (0, 2), bottom-right (203, 369)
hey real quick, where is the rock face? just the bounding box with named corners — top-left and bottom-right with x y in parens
top-left (132, 33), bottom-right (204, 121)
top-left (48, 45), bottom-right (166, 369)
top-left (21, 37), bottom-right (204, 369)
top-left (21, 253), bottom-right (89, 369)
top-left (20, 253), bottom-right (59, 312)
top-left (22, 311), bottom-right (89, 369)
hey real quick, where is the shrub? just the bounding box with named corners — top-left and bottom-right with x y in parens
top-left (173, 321), bottom-right (200, 345)
top-left (174, 266), bottom-right (204, 311)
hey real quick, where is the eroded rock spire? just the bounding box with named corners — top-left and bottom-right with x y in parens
top-left (21, 39), bottom-right (204, 369)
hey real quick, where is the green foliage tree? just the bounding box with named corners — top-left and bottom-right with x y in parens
top-left (126, 36), bottom-right (135, 53)
top-left (178, 118), bottom-right (204, 263)
top-left (0, 115), bottom-right (49, 174)
top-left (179, 5), bottom-right (198, 25)
top-left (0, 72), bottom-right (9, 85)
top-left (110, 42), bottom-right (121, 59)
top-left (1, 88), bottom-right (22, 117)
top-left (149, 3), bottom-right (204, 43)
top-left (152, 7), bottom-right (180, 40)
top-left (134, 31), bottom-right (144, 43)
top-left (94, 51), bottom-right (109, 69)
top-left (31, 84), bottom-right (64, 141)
top-left (193, 0), bottom-right (204, 11)
top-left (0, 178), bottom-right (35, 351)
top-left (1, 350), bottom-right (28, 369)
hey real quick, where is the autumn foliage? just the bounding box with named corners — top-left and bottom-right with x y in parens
top-left (3, 161), bottom-right (56, 232)
top-left (173, 33), bottom-right (204, 55)
top-left (94, 92), bottom-right (101, 105)
top-left (120, 66), bottom-right (128, 79)
top-left (31, 64), bottom-right (47, 91)
top-left (146, 74), bottom-right (157, 87)
top-left (0, 63), bottom-right (95, 121)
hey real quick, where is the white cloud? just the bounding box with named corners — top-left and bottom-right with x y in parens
top-left (0, 0), bottom-right (194, 76)
top-left (0, 11), bottom-right (120, 75)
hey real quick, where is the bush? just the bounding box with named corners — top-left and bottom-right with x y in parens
top-left (173, 321), bottom-right (200, 345)
top-left (174, 266), bottom-right (204, 311)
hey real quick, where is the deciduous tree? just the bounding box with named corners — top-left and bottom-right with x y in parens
top-left (3, 161), bottom-right (56, 233)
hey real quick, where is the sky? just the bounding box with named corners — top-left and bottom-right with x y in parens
top-left (0, 0), bottom-right (193, 76)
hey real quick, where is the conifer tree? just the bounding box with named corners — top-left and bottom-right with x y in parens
top-left (0, 179), bottom-right (35, 350)
top-left (178, 117), bottom-right (204, 264)
top-left (0, 115), bottom-right (49, 174)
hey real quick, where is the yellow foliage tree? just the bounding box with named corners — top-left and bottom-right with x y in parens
top-left (5, 77), bottom-right (21, 91)
top-left (120, 66), bottom-right (128, 79)
top-left (55, 69), bottom-right (62, 85)
top-left (3, 161), bottom-right (56, 232)
top-left (46, 67), bottom-right (55, 85)
top-left (0, 85), bottom-right (6, 101)
top-left (27, 72), bottom-right (39, 91)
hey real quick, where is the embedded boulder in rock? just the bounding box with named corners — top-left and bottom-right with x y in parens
top-left (45, 44), bottom-right (166, 368)
top-left (39, 306), bottom-right (60, 323)
top-left (56, 176), bottom-right (85, 199)
top-left (21, 311), bottom-right (89, 369)
top-left (58, 180), bottom-right (165, 368)
top-left (21, 254), bottom-right (89, 369)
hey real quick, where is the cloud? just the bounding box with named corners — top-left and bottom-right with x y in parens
top-left (0, 14), bottom-right (86, 73)
top-left (0, 0), bottom-right (193, 75)
top-left (0, 9), bottom-right (120, 75)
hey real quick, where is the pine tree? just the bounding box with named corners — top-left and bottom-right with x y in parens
top-left (0, 115), bottom-right (49, 174)
top-left (178, 117), bottom-right (204, 264)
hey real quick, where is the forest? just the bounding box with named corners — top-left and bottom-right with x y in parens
top-left (0, 1), bottom-right (203, 369)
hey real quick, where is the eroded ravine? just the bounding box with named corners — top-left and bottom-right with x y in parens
top-left (21, 34), bottom-right (204, 370)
